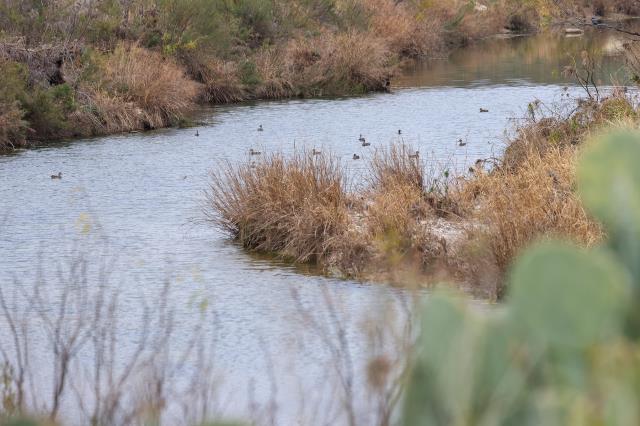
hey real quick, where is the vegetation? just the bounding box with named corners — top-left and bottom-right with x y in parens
top-left (208, 87), bottom-right (640, 298)
top-left (404, 130), bottom-right (640, 425)
top-left (0, 0), bottom-right (628, 152)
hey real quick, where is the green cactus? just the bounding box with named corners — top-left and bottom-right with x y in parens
top-left (578, 130), bottom-right (640, 283)
top-left (509, 243), bottom-right (629, 350)
top-left (403, 130), bottom-right (640, 426)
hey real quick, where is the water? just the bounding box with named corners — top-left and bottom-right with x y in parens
top-left (0, 28), bottom-right (632, 424)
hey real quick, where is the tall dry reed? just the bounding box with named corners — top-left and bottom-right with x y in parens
top-left (100, 43), bottom-right (200, 129)
top-left (206, 151), bottom-right (348, 263)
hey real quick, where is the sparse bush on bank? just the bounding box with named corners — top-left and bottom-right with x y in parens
top-left (1, 0), bottom-right (616, 151)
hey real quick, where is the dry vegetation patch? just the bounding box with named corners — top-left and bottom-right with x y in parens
top-left (99, 43), bottom-right (200, 129)
top-left (208, 96), bottom-right (638, 298)
top-left (207, 152), bottom-right (349, 264)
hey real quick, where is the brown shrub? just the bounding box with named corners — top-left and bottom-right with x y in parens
top-left (367, 179), bottom-right (426, 241)
top-left (503, 95), bottom-right (637, 169)
top-left (366, 0), bottom-right (445, 58)
top-left (193, 58), bottom-right (246, 104)
top-left (369, 142), bottom-right (424, 191)
top-left (79, 89), bottom-right (147, 134)
top-left (253, 47), bottom-right (294, 99)
top-left (206, 151), bottom-right (349, 263)
top-left (284, 31), bottom-right (394, 96)
top-left (101, 43), bottom-right (200, 128)
top-left (464, 146), bottom-right (603, 286)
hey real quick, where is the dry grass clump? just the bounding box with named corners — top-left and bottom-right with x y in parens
top-left (361, 143), bottom-right (458, 279)
top-left (464, 146), bottom-right (603, 284)
top-left (503, 95), bottom-right (637, 169)
top-left (79, 89), bottom-right (148, 134)
top-left (284, 31), bottom-right (393, 96)
top-left (206, 151), bottom-right (349, 263)
top-left (100, 43), bottom-right (200, 129)
top-left (366, 0), bottom-right (445, 58)
top-left (253, 47), bottom-right (294, 99)
top-left (502, 116), bottom-right (580, 168)
top-left (192, 58), bottom-right (246, 104)
top-left (369, 143), bottom-right (424, 191)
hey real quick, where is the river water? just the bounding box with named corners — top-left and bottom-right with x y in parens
top-left (0, 28), bottom-right (633, 424)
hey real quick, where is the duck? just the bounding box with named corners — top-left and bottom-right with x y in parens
top-left (312, 148), bottom-right (321, 155)
top-left (195, 130), bottom-right (199, 137)
top-left (480, 108), bottom-right (489, 113)
top-left (361, 140), bottom-right (371, 147)
top-left (358, 134), bottom-right (366, 143)
top-left (408, 151), bottom-right (420, 159)
top-left (352, 154), bottom-right (360, 160)
top-left (50, 172), bottom-right (62, 179)
top-left (591, 16), bottom-right (603, 26)
top-left (458, 139), bottom-right (467, 147)
top-left (398, 129), bottom-right (402, 135)
top-left (257, 125), bottom-right (264, 132)
top-left (249, 148), bottom-right (262, 155)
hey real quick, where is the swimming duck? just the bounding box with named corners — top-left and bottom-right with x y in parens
top-left (51, 172), bottom-right (62, 179)
top-left (249, 148), bottom-right (262, 155)
top-left (480, 108), bottom-right (489, 113)
top-left (398, 129), bottom-right (402, 135)
top-left (361, 140), bottom-right (371, 147)
top-left (257, 125), bottom-right (264, 132)
top-left (358, 134), bottom-right (366, 143)
top-left (458, 139), bottom-right (467, 147)
top-left (591, 16), bottom-right (603, 25)
top-left (408, 151), bottom-right (419, 159)
top-left (195, 130), bottom-right (199, 137)
top-left (312, 148), bottom-right (321, 155)
top-left (352, 154), bottom-right (360, 160)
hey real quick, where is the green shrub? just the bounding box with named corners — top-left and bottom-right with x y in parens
top-left (238, 59), bottom-right (261, 87)
top-left (0, 60), bottom-right (28, 150)
top-left (229, 0), bottom-right (277, 44)
top-left (20, 84), bottom-right (74, 140)
top-left (155, 0), bottom-right (238, 57)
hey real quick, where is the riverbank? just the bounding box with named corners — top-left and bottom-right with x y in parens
top-left (0, 0), bottom-right (627, 153)
top-left (207, 91), bottom-right (638, 299)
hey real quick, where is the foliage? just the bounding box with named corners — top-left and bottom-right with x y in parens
top-left (206, 151), bottom-right (348, 263)
top-left (0, 0), bottom-right (601, 149)
top-left (403, 130), bottom-right (640, 425)
top-left (0, 59), bottom-right (28, 150)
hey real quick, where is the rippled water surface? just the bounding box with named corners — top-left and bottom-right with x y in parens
top-left (0, 28), bottom-right (632, 423)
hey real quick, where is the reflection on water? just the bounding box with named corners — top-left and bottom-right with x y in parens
top-left (0, 28), bottom-right (635, 424)
top-left (396, 28), bottom-right (633, 88)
